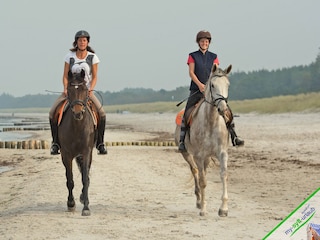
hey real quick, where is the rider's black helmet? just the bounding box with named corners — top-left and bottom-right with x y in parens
top-left (75, 30), bottom-right (90, 42)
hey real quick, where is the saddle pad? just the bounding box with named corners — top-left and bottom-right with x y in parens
top-left (175, 100), bottom-right (204, 126)
top-left (175, 109), bottom-right (184, 126)
top-left (57, 100), bottom-right (68, 125)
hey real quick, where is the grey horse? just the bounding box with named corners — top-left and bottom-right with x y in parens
top-left (175, 64), bottom-right (232, 216)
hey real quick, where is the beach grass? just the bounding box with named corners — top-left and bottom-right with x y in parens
top-left (0, 92), bottom-right (319, 114)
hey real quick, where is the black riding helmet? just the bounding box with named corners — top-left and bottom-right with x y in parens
top-left (75, 30), bottom-right (90, 42)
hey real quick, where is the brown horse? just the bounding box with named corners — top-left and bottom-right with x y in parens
top-left (58, 69), bottom-right (96, 216)
top-left (175, 64), bottom-right (232, 216)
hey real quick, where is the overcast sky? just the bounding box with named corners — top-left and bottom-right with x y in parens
top-left (1, 0), bottom-right (319, 97)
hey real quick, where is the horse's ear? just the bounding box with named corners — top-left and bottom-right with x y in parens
top-left (225, 65), bottom-right (232, 74)
top-left (80, 69), bottom-right (85, 78)
top-left (212, 64), bottom-right (218, 73)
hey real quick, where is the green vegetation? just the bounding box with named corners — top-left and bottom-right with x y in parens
top-left (3, 92), bottom-right (318, 114)
top-left (105, 92), bottom-right (320, 114)
top-left (229, 92), bottom-right (320, 114)
top-left (103, 101), bottom-right (179, 113)
top-left (229, 53), bottom-right (320, 100)
top-left (0, 108), bottom-right (50, 114)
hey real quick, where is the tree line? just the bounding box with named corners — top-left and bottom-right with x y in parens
top-left (229, 53), bottom-right (320, 100)
top-left (1, 53), bottom-right (319, 109)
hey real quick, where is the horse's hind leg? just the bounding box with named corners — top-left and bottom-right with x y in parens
top-left (77, 155), bottom-right (91, 216)
top-left (182, 153), bottom-right (201, 209)
top-left (190, 165), bottom-right (201, 209)
top-left (63, 156), bottom-right (75, 211)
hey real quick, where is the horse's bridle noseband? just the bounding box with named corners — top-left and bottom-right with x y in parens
top-left (68, 82), bottom-right (89, 116)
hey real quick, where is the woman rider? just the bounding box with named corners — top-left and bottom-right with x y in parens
top-left (49, 30), bottom-right (108, 155)
top-left (178, 30), bottom-right (244, 151)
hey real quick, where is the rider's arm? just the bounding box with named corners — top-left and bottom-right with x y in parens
top-left (89, 63), bottom-right (98, 94)
top-left (62, 62), bottom-right (69, 96)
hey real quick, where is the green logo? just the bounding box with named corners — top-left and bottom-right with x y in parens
top-left (264, 188), bottom-right (320, 240)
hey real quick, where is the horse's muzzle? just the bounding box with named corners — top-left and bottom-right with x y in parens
top-left (220, 108), bottom-right (233, 125)
top-left (218, 108), bottom-right (226, 116)
top-left (217, 101), bottom-right (228, 117)
top-left (71, 104), bottom-right (86, 120)
top-left (73, 111), bottom-right (84, 120)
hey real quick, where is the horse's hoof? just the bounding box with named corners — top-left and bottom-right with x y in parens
top-left (218, 209), bottom-right (228, 217)
top-left (199, 211), bottom-right (207, 216)
top-left (68, 205), bottom-right (76, 212)
top-left (196, 202), bottom-right (201, 209)
top-left (82, 209), bottom-right (91, 216)
top-left (67, 201), bottom-right (75, 211)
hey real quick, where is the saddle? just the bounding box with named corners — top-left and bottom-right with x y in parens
top-left (175, 98), bottom-right (234, 128)
top-left (54, 99), bottom-right (98, 127)
top-left (175, 99), bottom-right (204, 127)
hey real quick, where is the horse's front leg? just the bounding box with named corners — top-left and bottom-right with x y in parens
top-left (218, 151), bottom-right (228, 217)
top-left (198, 163), bottom-right (207, 216)
top-left (62, 155), bottom-right (75, 211)
top-left (78, 155), bottom-right (91, 216)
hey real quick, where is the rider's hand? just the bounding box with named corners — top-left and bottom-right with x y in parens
top-left (199, 83), bottom-right (205, 93)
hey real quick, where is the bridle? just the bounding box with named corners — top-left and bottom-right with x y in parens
top-left (68, 81), bottom-right (89, 119)
top-left (204, 74), bottom-right (229, 109)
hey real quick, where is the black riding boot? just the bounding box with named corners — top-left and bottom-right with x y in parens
top-left (178, 118), bottom-right (187, 152)
top-left (49, 118), bottom-right (60, 155)
top-left (96, 116), bottom-right (108, 155)
top-left (228, 122), bottom-right (244, 147)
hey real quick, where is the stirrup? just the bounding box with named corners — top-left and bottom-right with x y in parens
top-left (97, 144), bottom-right (108, 155)
top-left (50, 143), bottom-right (60, 155)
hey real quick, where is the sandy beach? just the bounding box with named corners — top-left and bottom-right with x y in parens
top-left (0, 112), bottom-right (320, 239)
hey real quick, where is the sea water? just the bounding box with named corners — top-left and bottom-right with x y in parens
top-left (0, 113), bottom-right (49, 174)
top-left (0, 166), bottom-right (13, 174)
top-left (0, 113), bottom-right (48, 141)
